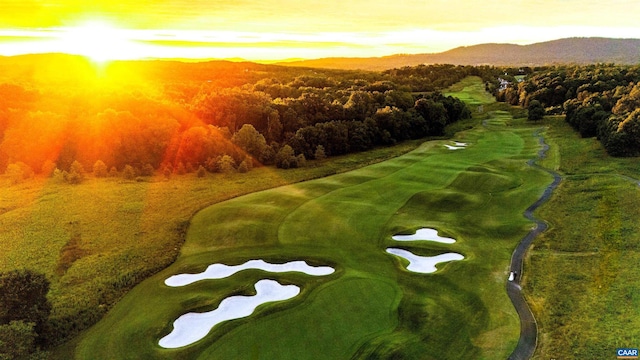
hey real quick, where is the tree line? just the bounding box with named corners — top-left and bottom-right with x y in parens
top-left (1, 59), bottom-right (493, 183)
top-left (496, 64), bottom-right (640, 156)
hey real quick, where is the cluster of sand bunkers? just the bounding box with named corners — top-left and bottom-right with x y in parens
top-left (159, 228), bottom-right (464, 349)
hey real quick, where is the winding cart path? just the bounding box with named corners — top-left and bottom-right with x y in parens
top-left (507, 130), bottom-right (562, 360)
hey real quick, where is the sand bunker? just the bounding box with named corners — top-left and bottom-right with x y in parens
top-left (159, 279), bottom-right (299, 349)
top-left (165, 260), bottom-right (335, 287)
top-left (444, 145), bottom-right (465, 150)
top-left (392, 228), bottom-right (456, 244)
top-left (386, 248), bottom-right (464, 273)
top-left (445, 141), bottom-right (468, 150)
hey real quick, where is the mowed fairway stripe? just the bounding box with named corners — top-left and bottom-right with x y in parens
top-left (77, 95), bottom-right (552, 359)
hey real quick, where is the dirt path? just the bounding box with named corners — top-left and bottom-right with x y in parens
top-left (507, 129), bottom-right (562, 360)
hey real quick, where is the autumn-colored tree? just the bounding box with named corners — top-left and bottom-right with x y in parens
top-left (93, 160), bottom-right (108, 178)
top-left (217, 155), bottom-right (236, 173)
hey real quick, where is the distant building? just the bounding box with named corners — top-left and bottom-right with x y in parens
top-left (498, 78), bottom-right (510, 91)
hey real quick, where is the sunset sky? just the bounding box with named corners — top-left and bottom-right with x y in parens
top-left (1, 0), bottom-right (639, 61)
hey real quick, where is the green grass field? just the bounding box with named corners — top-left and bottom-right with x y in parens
top-left (74, 78), bottom-right (554, 359)
top-left (526, 117), bottom-right (640, 359)
top-left (0, 138), bottom-right (424, 346)
top-left (444, 76), bottom-right (497, 106)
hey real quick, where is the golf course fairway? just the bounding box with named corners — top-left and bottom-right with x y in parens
top-left (76, 82), bottom-right (554, 359)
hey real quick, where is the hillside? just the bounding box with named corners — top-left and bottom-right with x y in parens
top-left (278, 37), bottom-right (640, 70)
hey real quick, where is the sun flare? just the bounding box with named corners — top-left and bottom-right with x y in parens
top-left (57, 21), bottom-right (139, 62)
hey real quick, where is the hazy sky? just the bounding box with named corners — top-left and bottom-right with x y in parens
top-left (1, 0), bottom-right (639, 61)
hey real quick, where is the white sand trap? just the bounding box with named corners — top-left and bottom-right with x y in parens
top-left (392, 228), bottom-right (456, 244)
top-left (445, 141), bottom-right (468, 150)
top-left (165, 260), bottom-right (335, 287)
top-left (159, 279), bottom-right (300, 348)
top-left (444, 144), bottom-right (465, 150)
top-left (386, 248), bottom-right (464, 273)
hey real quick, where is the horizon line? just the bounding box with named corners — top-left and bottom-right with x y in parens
top-left (2, 36), bottom-right (638, 65)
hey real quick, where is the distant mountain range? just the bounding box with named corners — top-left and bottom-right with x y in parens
top-left (277, 38), bottom-right (640, 70)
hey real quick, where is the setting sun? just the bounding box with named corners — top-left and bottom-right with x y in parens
top-left (55, 21), bottom-right (140, 62)
top-left (1, 1), bottom-right (640, 62)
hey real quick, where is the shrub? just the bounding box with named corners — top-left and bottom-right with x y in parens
top-left (64, 171), bottom-right (82, 184)
top-left (275, 145), bottom-right (297, 169)
top-left (69, 160), bottom-right (85, 175)
top-left (205, 157), bottom-right (221, 173)
top-left (52, 168), bottom-right (64, 183)
top-left (65, 161), bottom-right (85, 184)
top-left (122, 165), bottom-right (136, 180)
top-left (238, 160), bottom-right (249, 173)
top-left (0, 321), bottom-right (37, 359)
top-left (528, 100), bottom-right (545, 121)
top-left (238, 156), bottom-right (253, 173)
top-left (108, 166), bottom-right (119, 177)
top-left (5, 162), bottom-right (34, 184)
top-left (217, 155), bottom-right (236, 173)
top-left (139, 163), bottom-right (155, 177)
top-left (296, 154), bottom-right (307, 167)
top-left (243, 156), bottom-right (254, 171)
top-left (196, 165), bottom-right (207, 178)
top-left (93, 160), bottom-right (108, 178)
top-left (260, 145), bottom-right (276, 165)
top-left (314, 145), bottom-right (327, 160)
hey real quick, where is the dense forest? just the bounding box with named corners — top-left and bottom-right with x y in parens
top-left (0, 55), bottom-right (505, 183)
top-left (496, 64), bottom-right (640, 156)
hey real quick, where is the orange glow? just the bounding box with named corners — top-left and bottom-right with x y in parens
top-left (0, 1), bottom-right (639, 61)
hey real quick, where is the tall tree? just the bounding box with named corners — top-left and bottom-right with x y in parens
top-left (232, 124), bottom-right (267, 160)
top-left (527, 100), bottom-right (545, 121)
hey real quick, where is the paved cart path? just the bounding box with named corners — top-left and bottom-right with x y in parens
top-left (507, 130), bottom-right (562, 360)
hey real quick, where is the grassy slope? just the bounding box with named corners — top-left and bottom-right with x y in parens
top-left (75, 78), bottom-right (552, 359)
top-left (527, 117), bottom-right (640, 358)
top-left (443, 76), bottom-right (497, 106)
top-left (0, 139), bottom-right (423, 344)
